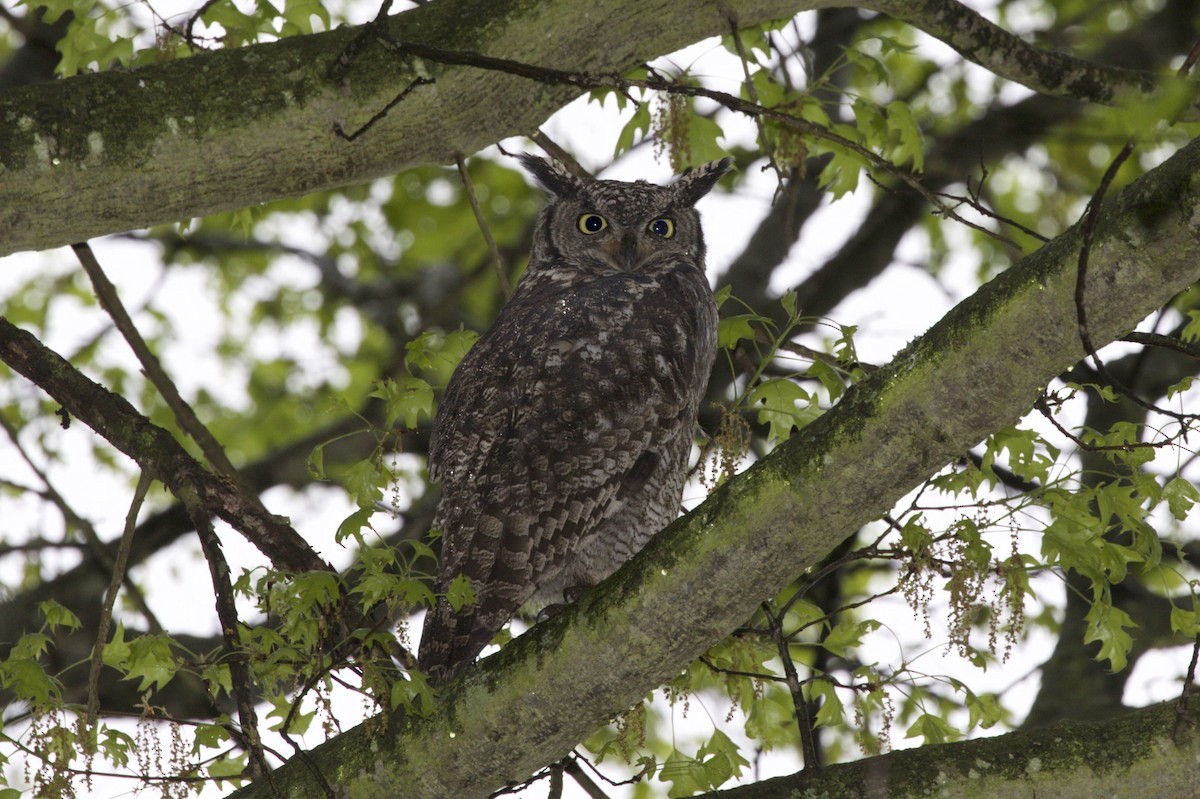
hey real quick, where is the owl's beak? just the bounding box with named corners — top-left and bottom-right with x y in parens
top-left (603, 231), bottom-right (648, 272)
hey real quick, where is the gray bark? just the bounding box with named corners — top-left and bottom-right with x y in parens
top-left (0, 0), bottom-right (1161, 255)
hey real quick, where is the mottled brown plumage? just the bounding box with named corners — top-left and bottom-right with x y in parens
top-left (417, 154), bottom-right (732, 684)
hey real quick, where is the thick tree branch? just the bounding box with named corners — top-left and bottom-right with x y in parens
top-left (704, 701), bottom-right (1200, 799)
top-left (862, 0), bottom-right (1160, 103)
top-left (0, 0), bottom-right (1172, 256)
top-left (229, 129), bottom-right (1200, 799)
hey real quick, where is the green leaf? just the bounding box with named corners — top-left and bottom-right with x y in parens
top-left (338, 456), bottom-right (386, 509)
top-left (1084, 602), bottom-right (1136, 672)
top-left (267, 693), bottom-right (314, 735)
top-left (405, 328), bottom-right (478, 380)
top-left (193, 723), bottom-right (232, 752)
top-left (446, 573), bottom-right (476, 612)
top-left (823, 617), bottom-right (880, 658)
top-left (811, 679), bottom-right (845, 728)
top-left (0, 655), bottom-right (60, 705)
top-left (965, 690), bottom-right (1003, 730)
top-left (102, 622), bottom-right (131, 669)
top-left (684, 114), bottom-right (728, 167)
top-left (306, 442), bottom-right (326, 480)
top-left (717, 314), bottom-right (761, 349)
top-left (202, 663), bottom-right (233, 699)
top-left (886, 100), bottom-right (925, 171)
top-left (807, 359), bottom-right (846, 403)
top-left (38, 600), bottom-right (81, 631)
top-left (336, 506), bottom-right (376, 542)
top-left (98, 727), bottom-right (137, 767)
top-left (1170, 605), bottom-right (1200, 637)
top-left (659, 732), bottom-right (749, 797)
top-left (1167, 375), bottom-right (1194, 400)
top-left (126, 633), bottom-right (179, 693)
top-left (615, 103), bottom-right (653, 158)
top-left (695, 729), bottom-right (749, 788)
top-left (904, 712), bottom-right (962, 744)
top-left (391, 671), bottom-right (436, 717)
top-left (1163, 477), bottom-right (1200, 520)
top-left (1182, 310), bottom-right (1200, 343)
top-left (370, 376), bottom-right (434, 430)
top-left (207, 752), bottom-right (248, 783)
top-left (746, 379), bottom-right (816, 441)
top-left (659, 749), bottom-right (706, 798)
top-left (713, 284), bottom-right (734, 310)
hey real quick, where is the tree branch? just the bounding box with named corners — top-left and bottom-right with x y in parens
top-left (861, 0), bottom-right (1160, 103)
top-left (0, 318), bottom-right (329, 575)
top-left (0, 0), bottom-right (1173, 256)
top-left (704, 701), bottom-right (1199, 799)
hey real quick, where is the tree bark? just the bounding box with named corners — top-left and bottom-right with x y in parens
top-left (227, 127), bottom-right (1200, 799)
top-left (706, 701), bottom-right (1200, 799)
top-left (0, 0), bottom-right (1162, 256)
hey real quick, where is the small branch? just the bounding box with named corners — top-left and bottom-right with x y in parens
top-left (0, 317), bottom-right (329, 575)
top-left (332, 77), bottom-right (435, 141)
top-left (86, 471), bottom-right (152, 732)
top-left (0, 413), bottom-right (164, 629)
top-left (456, 154), bottom-right (512, 299)
top-left (74, 242), bottom-right (240, 479)
top-left (763, 602), bottom-right (820, 770)
top-left (864, 0), bottom-right (1160, 104)
top-left (562, 756), bottom-right (610, 799)
top-left (192, 509), bottom-right (277, 790)
top-left (1121, 331), bottom-right (1200, 360)
top-left (720, 3), bottom-right (783, 192)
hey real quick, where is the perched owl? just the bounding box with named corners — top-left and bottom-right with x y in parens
top-left (417, 153), bottom-right (732, 684)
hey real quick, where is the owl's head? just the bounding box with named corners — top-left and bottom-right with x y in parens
top-left (517, 153), bottom-right (732, 282)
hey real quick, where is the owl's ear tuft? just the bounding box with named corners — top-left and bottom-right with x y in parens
top-left (517, 153), bottom-right (583, 198)
top-left (672, 157), bottom-right (734, 207)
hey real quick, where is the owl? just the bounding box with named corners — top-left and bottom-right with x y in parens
top-left (417, 153), bottom-right (732, 684)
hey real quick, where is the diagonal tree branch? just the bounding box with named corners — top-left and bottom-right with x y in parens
top-left (228, 127), bottom-right (1200, 799)
top-left (0, 318), bottom-right (330, 575)
top-left (702, 700), bottom-right (1199, 799)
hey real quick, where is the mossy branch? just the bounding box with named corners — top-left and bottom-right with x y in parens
top-left (0, 0), bottom-right (1174, 256)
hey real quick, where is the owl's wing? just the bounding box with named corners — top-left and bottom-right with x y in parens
top-left (417, 291), bottom-right (692, 683)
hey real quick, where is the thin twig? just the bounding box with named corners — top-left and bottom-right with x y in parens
top-left (0, 318), bottom-right (330, 574)
top-left (73, 242), bottom-right (240, 479)
top-left (561, 755), bottom-right (612, 799)
top-left (720, 3), bottom-right (784, 193)
top-left (85, 471), bottom-right (153, 733)
top-left (0, 414), bottom-right (163, 630)
top-left (1121, 331), bottom-right (1200, 360)
top-left (763, 602), bottom-right (820, 770)
top-left (456, 154), bottom-right (512, 299)
top-left (192, 509), bottom-right (279, 794)
top-left (332, 77), bottom-right (435, 141)
top-left (1068, 39), bottom-right (1200, 429)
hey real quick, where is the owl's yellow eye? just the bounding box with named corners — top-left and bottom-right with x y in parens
top-left (578, 213), bottom-right (607, 234)
top-left (648, 218), bottom-right (674, 238)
